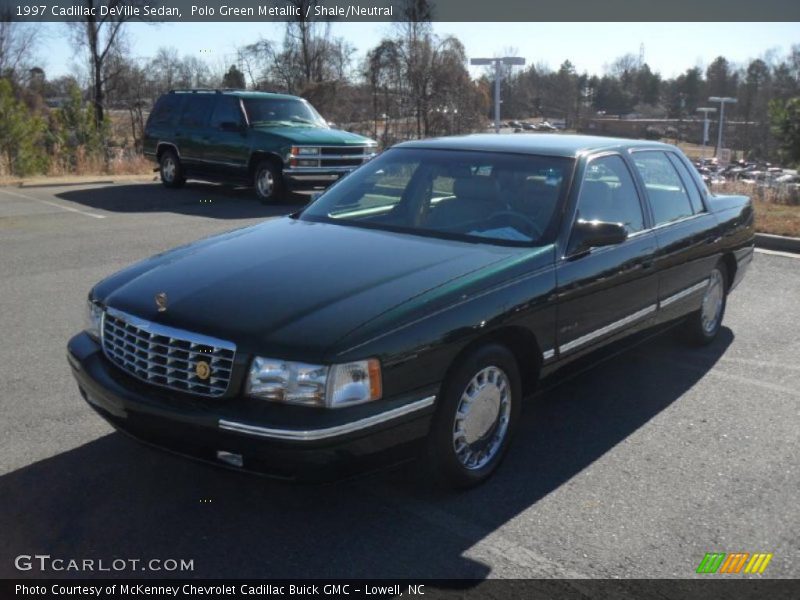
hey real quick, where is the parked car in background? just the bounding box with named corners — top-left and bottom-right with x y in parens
top-left (69, 134), bottom-right (753, 487)
top-left (143, 89), bottom-right (378, 203)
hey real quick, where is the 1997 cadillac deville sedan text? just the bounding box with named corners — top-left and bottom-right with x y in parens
top-left (67, 134), bottom-right (754, 487)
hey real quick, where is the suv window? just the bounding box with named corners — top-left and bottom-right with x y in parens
top-left (577, 155), bottom-right (644, 233)
top-left (666, 153), bottom-right (705, 214)
top-left (210, 96), bottom-right (243, 129)
top-left (178, 94), bottom-right (215, 128)
top-left (633, 151), bottom-right (694, 225)
top-left (149, 94), bottom-right (182, 126)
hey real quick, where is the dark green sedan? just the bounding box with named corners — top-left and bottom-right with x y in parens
top-left (68, 134), bottom-right (754, 487)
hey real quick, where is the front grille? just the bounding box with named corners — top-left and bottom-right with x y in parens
top-left (102, 308), bottom-right (236, 398)
top-left (292, 145), bottom-right (377, 170)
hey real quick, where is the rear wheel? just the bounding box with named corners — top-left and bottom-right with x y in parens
top-left (427, 344), bottom-right (522, 488)
top-left (682, 264), bottom-right (727, 345)
top-left (159, 149), bottom-right (185, 188)
top-left (254, 160), bottom-right (284, 204)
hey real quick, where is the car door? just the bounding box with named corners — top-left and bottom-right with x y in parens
top-left (204, 95), bottom-right (250, 179)
top-left (629, 150), bottom-right (720, 321)
top-left (174, 93), bottom-right (216, 172)
top-left (554, 153), bottom-right (659, 362)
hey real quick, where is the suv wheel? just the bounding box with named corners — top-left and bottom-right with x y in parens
top-left (159, 149), bottom-right (185, 188)
top-left (427, 344), bottom-right (522, 488)
top-left (254, 160), bottom-right (284, 204)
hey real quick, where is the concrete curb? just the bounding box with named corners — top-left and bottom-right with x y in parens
top-left (5, 175), bottom-right (157, 188)
top-left (755, 233), bottom-right (800, 254)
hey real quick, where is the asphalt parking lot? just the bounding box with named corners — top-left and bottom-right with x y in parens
top-left (0, 180), bottom-right (798, 580)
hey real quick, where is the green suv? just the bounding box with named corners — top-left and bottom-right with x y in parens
top-left (143, 89), bottom-right (378, 203)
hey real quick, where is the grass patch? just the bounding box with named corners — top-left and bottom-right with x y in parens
top-left (714, 181), bottom-right (800, 238)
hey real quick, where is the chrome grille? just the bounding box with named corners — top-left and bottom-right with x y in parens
top-left (102, 308), bottom-right (236, 397)
top-left (292, 145), bottom-right (377, 169)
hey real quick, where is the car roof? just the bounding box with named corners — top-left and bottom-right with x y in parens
top-left (394, 133), bottom-right (678, 158)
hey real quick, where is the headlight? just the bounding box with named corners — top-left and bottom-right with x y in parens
top-left (246, 357), bottom-right (382, 408)
top-left (85, 300), bottom-right (104, 341)
top-left (292, 146), bottom-right (320, 156)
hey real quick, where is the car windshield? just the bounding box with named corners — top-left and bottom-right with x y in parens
top-left (242, 97), bottom-right (327, 127)
top-left (300, 148), bottom-right (573, 246)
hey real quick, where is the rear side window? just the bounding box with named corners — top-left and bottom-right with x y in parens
top-left (633, 151), bottom-right (694, 226)
top-left (148, 94), bottom-right (182, 127)
top-left (178, 95), bottom-right (215, 128)
top-left (666, 153), bottom-right (705, 214)
top-left (577, 155), bottom-right (645, 233)
top-left (210, 96), bottom-right (243, 128)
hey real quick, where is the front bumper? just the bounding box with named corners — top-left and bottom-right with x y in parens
top-left (67, 332), bottom-right (436, 481)
top-left (282, 166), bottom-right (359, 187)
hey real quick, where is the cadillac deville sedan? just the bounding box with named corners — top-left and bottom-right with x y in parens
top-left (67, 134), bottom-right (754, 487)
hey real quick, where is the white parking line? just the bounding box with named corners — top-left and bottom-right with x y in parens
top-left (0, 188), bottom-right (106, 219)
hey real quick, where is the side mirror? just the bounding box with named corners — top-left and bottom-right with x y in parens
top-left (220, 121), bottom-right (243, 132)
top-left (568, 219), bottom-right (628, 257)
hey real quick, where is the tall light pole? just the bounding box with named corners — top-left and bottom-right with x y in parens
top-left (470, 56), bottom-right (526, 133)
top-left (708, 96), bottom-right (737, 158)
top-left (696, 107), bottom-right (716, 159)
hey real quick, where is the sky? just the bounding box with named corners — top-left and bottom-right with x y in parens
top-left (40, 21), bottom-right (800, 81)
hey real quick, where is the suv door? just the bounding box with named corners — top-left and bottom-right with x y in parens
top-left (174, 93), bottom-right (216, 172)
top-left (554, 153), bottom-right (659, 361)
top-left (205, 95), bottom-right (250, 178)
top-left (629, 150), bottom-right (720, 320)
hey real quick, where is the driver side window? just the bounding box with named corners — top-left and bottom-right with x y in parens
top-left (578, 155), bottom-right (644, 234)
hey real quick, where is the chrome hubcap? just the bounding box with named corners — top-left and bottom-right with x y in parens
top-left (162, 157), bottom-right (175, 182)
top-left (701, 269), bottom-right (724, 334)
top-left (453, 366), bottom-right (511, 470)
top-left (257, 169), bottom-right (274, 197)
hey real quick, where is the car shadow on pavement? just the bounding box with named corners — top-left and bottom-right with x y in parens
top-left (55, 183), bottom-right (311, 220)
top-left (0, 328), bottom-right (733, 581)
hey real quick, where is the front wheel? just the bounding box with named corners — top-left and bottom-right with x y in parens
top-left (254, 160), bottom-right (284, 204)
top-left (427, 344), bottom-right (522, 488)
top-left (682, 264), bottom-right (728, 345)
top-left (159, 149), bottom-right (185, 188)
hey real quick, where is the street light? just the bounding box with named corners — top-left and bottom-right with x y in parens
top-left (708, 96), bottom-right (737, 159)
top-left (696, 107), bottom-right (716, 159)
top-left (471, 56), bottom-right (526, 133)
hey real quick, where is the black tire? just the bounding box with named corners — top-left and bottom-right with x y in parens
top-left (681, 263), bottom-right (728, 346)
top-left (253, 160), bottom-right (285, 204)
top-left (426, 344), bottom-right (522, 489)
top-left (159, 149), bottom-right (185, 188)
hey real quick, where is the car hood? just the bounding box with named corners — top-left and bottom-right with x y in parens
top-left (95, 218), bottom-right (518, 362)
top-left (250, 126), bottom-right (374, 146)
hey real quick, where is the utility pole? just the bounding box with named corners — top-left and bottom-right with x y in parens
top-left (696, 107), bottom-right (716, 159)
top-left (709, 96), bottom-right (737, 158)
top-left (470, 56), bottom-right (526, 133)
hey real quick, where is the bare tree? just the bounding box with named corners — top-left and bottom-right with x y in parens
top-left (0, 21), bottom-right (39, 81)
top-left (66, 0), bottom-right (140, 129)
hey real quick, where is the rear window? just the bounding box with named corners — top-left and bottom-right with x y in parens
top-left (633, 151), bottom-right (694, 226)
top-left (178, 94), bottom-right (216, 128)
top-left (148, 94), bottom-right (182, 127)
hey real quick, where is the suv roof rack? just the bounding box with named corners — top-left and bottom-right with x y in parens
top-left (168, 88), bottom-right (279, 95)
top-left (169, 89), bottom-right (221, 94)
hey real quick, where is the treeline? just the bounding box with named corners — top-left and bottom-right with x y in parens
top-left (1, 3), bottom-right (800, 177)
top-left (498, 51), bottom-right (800, 162)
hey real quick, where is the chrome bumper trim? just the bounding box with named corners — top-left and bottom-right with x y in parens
top-left (283, 166), bottom-right (359, 175)
top-left (219, 395), bottom-right (436, 441)
top-left (659, 278), bottom-right (709, 309)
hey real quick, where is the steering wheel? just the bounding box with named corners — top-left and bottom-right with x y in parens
top-left (485, 211), bottom-right (543, 239)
